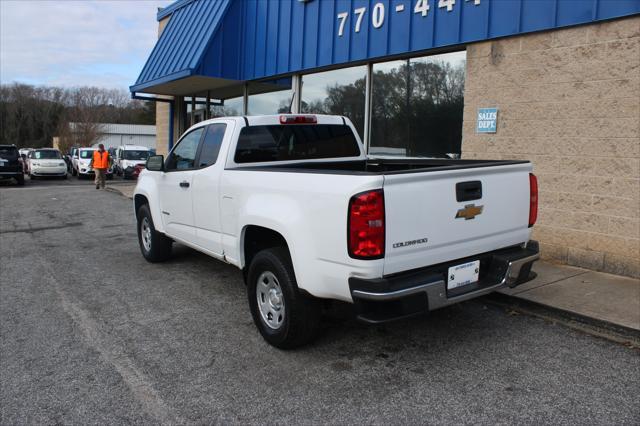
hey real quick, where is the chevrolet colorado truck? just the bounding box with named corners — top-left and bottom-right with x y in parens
top-left (134, 114), bottom-right (539, 348)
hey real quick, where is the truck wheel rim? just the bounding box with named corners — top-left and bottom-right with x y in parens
top-left (141, 217), bottom-right (152, 252)
top-left (256, 271), bottom-right (285, 330)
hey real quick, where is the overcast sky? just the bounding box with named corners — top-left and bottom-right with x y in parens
top-left (0, 0), bottom-right (173, 90)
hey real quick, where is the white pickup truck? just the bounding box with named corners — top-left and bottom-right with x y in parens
top-left (134, 114), bottom-right (539, 348)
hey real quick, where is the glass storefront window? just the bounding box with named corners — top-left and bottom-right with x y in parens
top-left (248, 78), bottom-right (293, 115)
top-left (301, 66), bottom-right (366, 140)
top-left (210, 96), bottom-right (243, 118)
top-left (370, 51), bottom-right (466, 157)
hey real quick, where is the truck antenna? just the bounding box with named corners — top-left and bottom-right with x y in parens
top-left (287, 92), bottom-right (295, 114)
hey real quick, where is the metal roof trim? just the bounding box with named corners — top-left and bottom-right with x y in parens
top-left (157, 0), bottom-right (194, 21)
top-left (133, 0), bottom-right (232, 93)
top-left (129, 69), bottom-right (193, 93)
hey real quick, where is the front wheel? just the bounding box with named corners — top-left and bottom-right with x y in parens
top-left (136, 204), bottom-right (172, 262)
top-left (247, 247), bottom-right (321, 349)
top-left (16, 174), bottom-right (24, 186)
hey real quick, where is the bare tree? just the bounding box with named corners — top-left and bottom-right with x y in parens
top-left (0, 83), bottom-right (154, 150)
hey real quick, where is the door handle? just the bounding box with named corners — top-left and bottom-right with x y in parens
top-left (179, 181), bottom-right (190, 188)
top-left (456, 181), bottom-right (482, 202)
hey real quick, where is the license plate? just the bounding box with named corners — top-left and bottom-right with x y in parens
top-left (447, 260), bottom-right (480, 290)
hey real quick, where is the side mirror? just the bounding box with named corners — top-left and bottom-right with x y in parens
top-left (146, 155), bottom-right (165, 172)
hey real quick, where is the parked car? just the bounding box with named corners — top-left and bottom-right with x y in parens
top-left (73, 147), bottom-right (114, 180)
top-left (0, 144), bottom-right (25, 185)
top-left (63, 147), bottom-right (77, 173)
top-left (133, 114), bottom-right (540, 348)
top-left (27, 148), bottom-right (67, 179)
top-left (19, 154), bottom-right (28, 173)
top-left (114, 145), bottom-right (151, 179)
top-left (18, 148), bottom-right (32, 173)
top-left (131, 163), bottom-right (146, 179)
top-left (70, 147), bottom-right (80, 176)
top-left (18, 148), bottom-right (32, 158)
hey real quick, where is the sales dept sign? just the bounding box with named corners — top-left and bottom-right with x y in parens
top-left (477, 108), bottom-right (498, 133)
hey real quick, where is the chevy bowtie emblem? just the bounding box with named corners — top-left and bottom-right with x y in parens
top-left (456, 204), bottom-right (484, 220)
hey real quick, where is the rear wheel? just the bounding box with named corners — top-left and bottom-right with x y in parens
top-left (247, 247), bottom-right (321, 349)
top-left (136, 204), bottom-right (172, 262)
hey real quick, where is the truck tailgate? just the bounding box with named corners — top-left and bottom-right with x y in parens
top-left (382, 163), bottom-right (533, 276)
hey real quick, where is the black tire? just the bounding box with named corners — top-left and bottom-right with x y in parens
top-left (29, 174), bottom-right (36, 180)
top-left (247, 247), bottom-right (321, 349)
top-left (16, 174), bottom-right (24, 186)
top-left (107, 174), bottom-right (113, 180)
top-left (136, 204), bottom-right (172, 262)
top-left (71, 168), bottom-right (77, 176)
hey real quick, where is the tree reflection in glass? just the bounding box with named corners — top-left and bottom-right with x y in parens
top-left (301, 66), bottom-right (367, 141)
top-left (370, 51), bottom-right (466, 157)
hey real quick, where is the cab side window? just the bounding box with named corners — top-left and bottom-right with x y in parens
top-left (166, 128), bottom-right (204, 171)
top-left (197, 124), bottom-right (227, 168)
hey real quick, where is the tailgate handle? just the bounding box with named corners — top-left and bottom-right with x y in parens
top-left (456, 181), bottom-right (482, 202)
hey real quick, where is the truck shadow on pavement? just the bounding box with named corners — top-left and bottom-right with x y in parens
top-left (161, 243), bottom-right (535, 358)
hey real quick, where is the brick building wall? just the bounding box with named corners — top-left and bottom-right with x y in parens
top-left (154, 17), bottom-right (171, 157)
top-left (462, 16), bottom-right (640, 278)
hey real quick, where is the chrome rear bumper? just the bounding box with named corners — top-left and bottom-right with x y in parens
top-left (349, 241), bottom-right (540, 323)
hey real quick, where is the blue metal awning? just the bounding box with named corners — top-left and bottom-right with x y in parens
top-left (130, 0), bottom-right (233, 94)
top-left (132, 0), bottom-right (640, 96)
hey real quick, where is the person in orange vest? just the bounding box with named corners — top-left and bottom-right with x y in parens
top-left (89, 144), bottom-right (111, 190)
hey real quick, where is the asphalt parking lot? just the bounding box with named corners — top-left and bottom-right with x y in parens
top-left (1, 179), bottom-right (639, 425)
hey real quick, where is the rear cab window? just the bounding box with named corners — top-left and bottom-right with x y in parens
top-left (234, 124), bottom-right (361, 164)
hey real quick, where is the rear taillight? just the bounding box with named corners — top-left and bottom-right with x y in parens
top-left (529, 173), bottom-right (538, 227)
top-left (348, 190), bottom-right (385, 259)
top-left (279, 115), bottom-right (317, 124)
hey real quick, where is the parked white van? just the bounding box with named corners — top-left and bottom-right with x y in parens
top-left (114, 145), bottom-right (151, 179)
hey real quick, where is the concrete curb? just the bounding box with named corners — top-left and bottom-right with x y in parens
top-left (486, 292), bottom-right (640, 347)
top-left (105, 186), bottom-right (133, 199)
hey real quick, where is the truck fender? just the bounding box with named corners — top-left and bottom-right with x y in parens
top-left (237, 196), bottom-right (312, 291)
top-left (133, 183), bottom-right (165, 234)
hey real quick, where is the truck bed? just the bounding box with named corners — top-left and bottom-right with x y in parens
top-left (231, 158), bottom-right (529, 175)
top-left (228, 156), bottom-right (534, 276)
